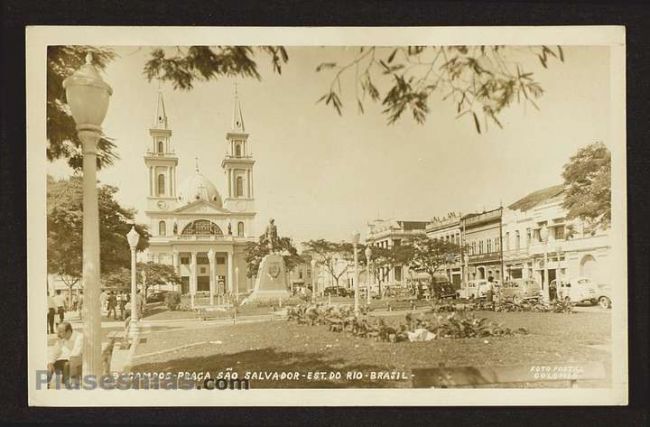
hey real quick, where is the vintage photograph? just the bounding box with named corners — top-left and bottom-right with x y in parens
top-left (27, 27), bottom-right (627, 405)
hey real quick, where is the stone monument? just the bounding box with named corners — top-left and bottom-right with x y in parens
top-left (241, 219), bottom-right (291, 304)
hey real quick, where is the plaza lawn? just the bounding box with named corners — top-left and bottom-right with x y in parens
top-left (131, 310), bottom-right (611, 388)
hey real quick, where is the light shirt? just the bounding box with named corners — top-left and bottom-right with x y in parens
top-left (47, 296), bottom-right (56, 310)
top-left (49, 330), bottom-right (83, 364)
top-left (53, 294), bottom-right (66, 308)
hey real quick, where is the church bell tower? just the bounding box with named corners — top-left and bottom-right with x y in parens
top-left (144, 89), bottom-right (178, 212)
top-left (222, 88), bottom-right (255, 213)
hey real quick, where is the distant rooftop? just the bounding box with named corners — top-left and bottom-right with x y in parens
top-left (508, 184), bottom-right (565, 212)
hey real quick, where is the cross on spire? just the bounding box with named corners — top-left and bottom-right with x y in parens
top-left (232, 82), bottom-right (245, 132)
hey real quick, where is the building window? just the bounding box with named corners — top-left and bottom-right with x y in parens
top-left (394, 267), bottom-right (402, 281)
top-left (235, 176), bottom-right (244, 197)
top-left (235, 143), bottom-right (242, 157)
top-left (298, 270), bottom-right (303, 279)
top-left (505, 232), bottom-right (510, 251)
top-left (216, 257), bottom-right (225, 265)
top-left (394, 239), bottom-right (401, 247)
top-left (158, 140), bottom-right (164, 154)
top-left (237, 221), bottom-right (244, 237)
top-left (180, 256), bottom-right (190, 265)
top-left (526, 228), bottom-right (532, 247)
top-left (157, 174), bottom-right (165, 196)
top-left (159, 221), bottom-right (166, 236)
top-left (495, 238), bottom-right (500, 252)
top-left (487, 239), bottom-right (492, 253)
top-left (479, 241), bottom-right (484, 254)
top-left (554, 225), bottom-right (565, 240)
top-left (515, 231), bottom-right (520, 250)
top-left (200, 267), bottom-right (207, 274)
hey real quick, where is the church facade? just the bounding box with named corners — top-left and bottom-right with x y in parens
top-left (143, 90), bottom-right (257, 303)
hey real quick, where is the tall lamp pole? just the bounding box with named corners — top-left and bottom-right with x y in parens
top-left (310, 259), bottom-right (316, 303)
top-left (126, 226), bottom-right (140, 339)
top-left (540, 225), bottom-right (550, 302)
top-left (365, 246), bottom-right (372, 305)
top-left (352, 232), bottom-right (360, 316)
top-left (63, 53), bottom-right (112, 378)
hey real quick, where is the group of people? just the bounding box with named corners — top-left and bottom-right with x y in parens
top-left (99, 289), bottom-right (145, 321)
top-left (47, 290), bottom-right (83, 335)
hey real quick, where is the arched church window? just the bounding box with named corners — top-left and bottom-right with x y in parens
top-left (235, 176), bottom-right (244, 197)
top-left (237, 221), bottom-right (245, 237)
top-left (158, 140), bottom-right (164, 154)
top-left (157, 174), bottom-right (165, 196)
top-left (235, 143), bottom-right (242, 157)
top-left (159, 221), bottom-right (166, 236)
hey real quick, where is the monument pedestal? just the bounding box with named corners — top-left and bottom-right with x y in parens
top-left (241, 253), bottom-right (290, 304)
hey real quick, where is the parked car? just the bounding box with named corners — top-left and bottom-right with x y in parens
top-left (146, 290), bottom-right (168, 303)
top-left (323, 286), bottom-right (351, 297)
top-left (457, 280), bottom-right (492, 300)
top-left (499, 278), bottom-right (542, 304)
top-left (595, 283), bottom-right (612, 309)
top-left (432, 282), bottom-right (457, 299)
top-left (553, 277), bottom-right (598, 305)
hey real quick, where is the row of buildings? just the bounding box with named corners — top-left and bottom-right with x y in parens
top-left (335, 185), bottom-right (610, 297)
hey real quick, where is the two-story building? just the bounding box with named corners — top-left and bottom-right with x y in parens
top-left (425, 213), bottom-right (463, 287)
top-left (461, 208), bottom-right (504, 283)
top-left (365, 219), bottom-right (429, 288)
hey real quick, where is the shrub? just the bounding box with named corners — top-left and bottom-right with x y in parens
top-left (165, 291), bottom-right (181, 311)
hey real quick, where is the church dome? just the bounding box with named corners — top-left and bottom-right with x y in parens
top-left (178, 170), bottom-right (223, 206)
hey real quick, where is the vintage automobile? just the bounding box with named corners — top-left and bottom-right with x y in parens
top-left (595, 283), bottom-right (612, 309)
top-left (499, 278), bottom-right (542, 304)
top-left (432, 281), bottom-right (457, 299)
top-left (552, 277), bottom-right (598, 305)
top-left (146, 290), bottom-right (168, 303)
top-left (323, 286), bottom-right (352, 297)
top-left (456, 280), bottom-right (492, 300)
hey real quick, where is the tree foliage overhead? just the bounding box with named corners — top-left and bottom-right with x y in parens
top-left (47, 45), bottom-right (563, 171)
top-left (47, 175), bottom-right (150, 286)
top-left (47, 46), bottom-right (118, 170)
top-left (315, 45), bottom-right (563, 132)
top-left (47, 45), bottom-right (287, 171)
top-left (561, 141), bottom-right (611, 231)
top-left (245, 233), bottom-right (302, 278)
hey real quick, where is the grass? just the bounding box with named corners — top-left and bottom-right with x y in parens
top-left (132, 310), bottom-right (611, 388)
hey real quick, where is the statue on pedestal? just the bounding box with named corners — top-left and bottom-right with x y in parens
top-left (265, 218), bottom-right (279, 253)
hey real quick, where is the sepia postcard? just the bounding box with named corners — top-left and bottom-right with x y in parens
top-left (26, 26), bottom-right (627, 406)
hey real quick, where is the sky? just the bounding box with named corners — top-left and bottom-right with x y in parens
top-left (47, 45), bottom-right (611, 244)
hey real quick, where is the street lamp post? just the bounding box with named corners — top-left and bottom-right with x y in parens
top-left (540, 225), bottom-right (550, 302)
top-left (310, 259), bottom-right (316, 303)
top-left (365, 246), bottom-right (372, 305)
top-left (235, 266), bottom-right (239, 305)
top-left (126, 226), bottom-right (140, 339)
top-left (63, 53), bottom-right (112, 378)
top-left (352, 232), bottom-right (360, 316)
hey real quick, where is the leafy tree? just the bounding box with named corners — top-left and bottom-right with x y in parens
top-left (47, 175), bottom-right (150, 291)
top-left (244, 233), bottom-right (302, 278)
top-left (101, 262), bottom-right (182, 300)
top-left (408, 236), bottom-right (462, 280)
top-left (561, 142), bottom-right (611, 231)
top-left (47, 45), bottom-right (563, 170)
top-left (302, 239), bottom-right (357, 288)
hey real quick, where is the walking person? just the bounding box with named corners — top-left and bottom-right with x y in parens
top-left (118, 292), bottom-right (127, 320)
top-left (77, 291), bottom-right (83, 320)
top-left (53, 290), bottom-right (66, 325)
top-left (47, 292), bottom-right (56, 334)
top-left (106, 291), bottom-right (118, 320)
